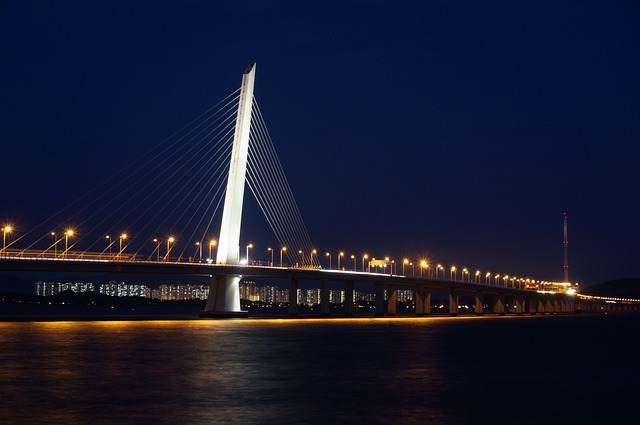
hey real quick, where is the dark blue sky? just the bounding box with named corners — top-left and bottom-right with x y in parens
top-left (2, 1), bottom-right (639, 286)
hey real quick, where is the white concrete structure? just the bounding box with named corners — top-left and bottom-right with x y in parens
top-left (202, 63), bottom-right (256, 317)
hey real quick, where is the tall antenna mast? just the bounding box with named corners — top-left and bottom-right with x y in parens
top-left (563, 212), bottom-right (569, 283)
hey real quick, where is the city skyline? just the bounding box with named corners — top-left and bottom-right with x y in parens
top-left (2, 1), bottom-right (639, 286)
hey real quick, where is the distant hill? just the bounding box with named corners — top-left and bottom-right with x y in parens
top-left (580, 278), bottom-right (640, 299)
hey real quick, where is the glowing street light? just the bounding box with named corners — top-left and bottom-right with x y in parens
top-left (450, 266), bottom-right (457, 281)
top-left (437, 264), bottom-right (444, 279)
top-left (51, 232), bottom-right (57, 257)
top-left (462, 268), bottom-right (469, 282)
top-left (118, 233), bottom-right (127, 259)
top-left (495, 274), bottom-right (500, 287)
top-left (280, 246), bottom-right (287, 267)
top-left (166, 237), bottom-right (175, 262)
top-left (475, 270), bottom-right (481, 283)
top-left (403, 259), bottom-right (409, 275)
top-left (246, 243), bottom-right (253, 264)
top-left (153, 238), bottom-right (160, 261)
top-left (485, 272), bottom-right (491, 285)
top-left (362, 254), bottom-right (368, 272)
top-left (420, 260), bottom-right (428, 277)
top-left (311, 249), bottom-right (317, 268)
top-left (298, 249), bottom-right (304, 267)
top-left (195, 241), bottom-right (202, 262)
top-left (338, 252), bottom-right (344, 270)
top-left (2, 226), bottom-right (12, 256)
top-left (64, 229), bottom-right (74, 257)
top-left (209, 240), bottom-right (217, 260)
top-left (351, 254), bottom-right (356, 271)
top-left (105, 235), bottom-right (112, 258)
top-left (268, 247), bottom-right (273, 266)
top-left (325, 252), bottom-right (332, 269)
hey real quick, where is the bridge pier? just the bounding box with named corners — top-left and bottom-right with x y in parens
top-left (320, 278), bottom-right (330, 317)
top-left (474, 291), bottom-right (484, 316)
top-left (200, 274), bottom-right (248, 318)
top-left (449, 288), bottom-right (458, 316)
top-left (415, 286), bottom-right (425, 316)
top-left (344, 281), bottom-right (354, 317)
top-left (375, 282), bottom-right (385, 317)
top-left (494, 293), bottom-right (505, 315)
top-left (288, 277), bottom-right (298, 317)
top-left (515, 296), bottom-right (525, 315)
top-left (387, 284), bottom-right (397, 316)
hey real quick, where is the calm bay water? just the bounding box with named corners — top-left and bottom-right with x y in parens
top-left (1, 313), bottom-right (638, 425)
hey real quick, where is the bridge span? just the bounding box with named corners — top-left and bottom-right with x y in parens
top-left (2, 254), bottom-right (628, 317)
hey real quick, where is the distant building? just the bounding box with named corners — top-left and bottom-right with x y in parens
top-left (35, 281), bottom-right (94, 296)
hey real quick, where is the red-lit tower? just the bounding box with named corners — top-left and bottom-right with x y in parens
top-left (563, 212), bottom-right (569, 283)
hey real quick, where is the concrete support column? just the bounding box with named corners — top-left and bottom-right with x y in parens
top-left (344, 280), bottom-right (354, 317)
top-left (474, 291), bottom-right (484, 316)
top-left (528, 297), bottom-right (537, 315)
top-left (494, 293), bottom-right (505, 315)
top-left (449, 288), bottom-right (459, 316)
top-left (387, 284), bottom-right (397, 316)
top-left (375, 282), bottom-right (385, 317)
top-left (516, 297), bottom-right (524, 315)
top-left (545, 298), bottom-right (553, 314)
top-left (320, 278), bottom-right (330, 317)
top-left (288, 276), bottom-right (298, 317)
top-left (424, 287), bottom-right (432, 315)
top-left (415, 286), bottom-right (425, 316)
top-left (553, 299), bottom-right (561, 314)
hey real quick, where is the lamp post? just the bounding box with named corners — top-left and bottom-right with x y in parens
top-left (246, 243), bottom-right (253, 264)
top-left (298, 250), bottom-right (303, 267)
top-left (310, 249), bottom-right (317, 268)
top-left (64, 229), bottom-right (74, 258)
top-left (153, 238), bottom-right (160, 261)
top-left (280, 246), bottom-right (286, 267)
top-left (362, 254), bottom-right (368, 272)
top-left (195, 241), bottom-right (202, 262)
top-left (268, 247), bottom-right (273, 266)
top-left (326, 252), bottom-right (332, 269)
top-left (486, 272), bottom-right (491, 285)
top-left (411, 262), bottom-right (415, 277)
top-left (420, 260), bottom-right (427, 277)
top-left (475, 270), bottom-right (481, 283)
top-left (351, 254), bottom-right (356, 271)
top-left (118, 234), bottom-right (127, 260)
top-left (209, 240), bottom-right (217, 260)
top-left (166, 237), bottom-right (174, 262)
top-left (338, 252), bottom-right (344, 270)
top-left (2, 226), bottom-right (12, 256)
top-left (495, 274), bottom-right (500, 287)
top-left (463, 268), bottom-right (469, 282)
top-left (105, 235), bottom-right (112, 258)
top-left (450, 266), bottom-right (456, 281)
top-left (51, 232), bottom-right (57, 257)
top-left (403, 259), bottom-right (408, 275)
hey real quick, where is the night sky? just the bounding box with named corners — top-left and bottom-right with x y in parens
top-left (2, 1), bottom-right (639, 287)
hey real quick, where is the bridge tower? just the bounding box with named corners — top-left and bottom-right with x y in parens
top-left (201, 63), bottom-right (256, 318)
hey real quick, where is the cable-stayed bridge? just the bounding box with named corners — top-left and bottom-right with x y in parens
top-left (1, 64), bottom-right (637, 317)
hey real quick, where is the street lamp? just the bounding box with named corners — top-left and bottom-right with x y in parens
top-left (486, 272), bottom-right (491, 285)
top-left (195, 241), bottom-right (202, 262)
top-left (64, 229), bottom-right (74, 257)
top-left (437, 264), bottom-right (444, 279)
top-left (475, 270), bottom-right (481, 283)
top-left (325, 252), bottom-right (332, 269)
top-left (495, 274), bottom-right (500, 287)
top-left (462, 268), bottom-right (469, 282)
top-left (209, 240), bottom-right (217, 260)
top-left (338, 252), bottom-right (344, 270)
top-left (362, 254), bottom-right (368, 272)
top-left (403, 259), bottom-right (409, 275)
top-left (2, 226), bottom-right (12, 256)
top-left (105, 235), bottom-right (112, 258)
top-left (153, 238), bottom-right (160, 261)
top-left (246, 243), bottom-right (253, 264)
top-left (310, 249), bottom-right (317, 268)
top-left (450, 266), bottom-right (456, 281)
top-left (166, 237), bottom-right (174, 262)
top-left (118, 234), bottom-right (127, 260)
top-left (351, 254), bottom-right (356, 271)
top-left (268, 247), bottom-right (273, 266)
top-left (280, 246), bottom-right (286, 267)
top-left (51, 232), bottom-right (57, 257)
top-left (420, 260), bottom-right (427, 277)
top-left (298, 249), bottom-right (303, 267)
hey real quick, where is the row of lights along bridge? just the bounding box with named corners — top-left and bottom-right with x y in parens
top-left (2, 226), bottom-right (540, 288)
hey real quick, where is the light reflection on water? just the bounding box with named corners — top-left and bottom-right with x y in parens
top-left (1, 314), bottom-right (638, 425)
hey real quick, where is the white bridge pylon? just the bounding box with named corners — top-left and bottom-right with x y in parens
top-left (202, 63), bottom-right (256, 318)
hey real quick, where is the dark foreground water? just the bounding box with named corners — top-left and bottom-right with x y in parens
top-left (1, 313), bottom-right (638, 425)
